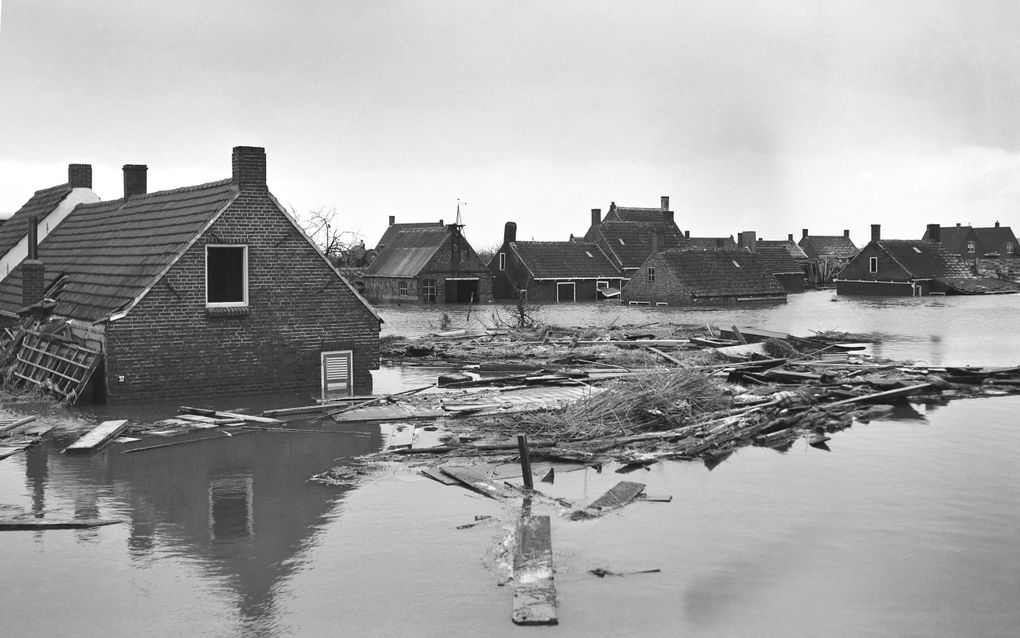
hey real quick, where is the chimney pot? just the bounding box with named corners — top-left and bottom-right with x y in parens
top-left (956, 222), bottom-right (961, 227)
top-left (231, 146), bottom-right (267, 191)
top-left (503, 221), bottom-right (517, 244)
top-left (660, 195), bottom-right (669, 210)
top-left (591, 208), bottom-right (601, 227)
top-left (995, 220), bottom-right (1001, 228)
top-left (388, 215), bottom-right (395, 226)
top-left (802, 228), bottom-right (809, 239)
top-left (871, 224), bottom-right (881, 242)
top-left (122, 164), bottom-right (148, 199)
top-left (68, 164), bottom-right (92, 189)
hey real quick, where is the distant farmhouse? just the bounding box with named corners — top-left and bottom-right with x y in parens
top-left (489, 222), bottom-right (624, 302)
top-left (583, 197), bottom-right (688, 279)
top-left (736, 231), bottom-right (807, 293)
top-left (798, 229), bottom-right (859, 286)
top-left (0, 147), bottom-right (382, 403)
top-left (622, 248), bottom-right (787, 306)
top-left (362, 214), bottom-right (492, 304)
top-left (835, 224), bottom-right (1020, 296)
top-left (921, 222), bottom-right (1019, 258)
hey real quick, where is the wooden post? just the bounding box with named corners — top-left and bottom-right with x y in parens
top-left (517, 434), bottom-right (534, 490)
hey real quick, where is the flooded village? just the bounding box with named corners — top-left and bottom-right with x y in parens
top-left (4, 3), bottom-right (1020, 637)
top-left (1, 150), bottom-right (1019, 636)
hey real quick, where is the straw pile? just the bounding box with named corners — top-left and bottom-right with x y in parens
top-left (523, 369), bottom-right (731, 440)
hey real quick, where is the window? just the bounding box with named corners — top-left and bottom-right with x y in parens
top-left (498, 252), bottom-right (506, 271)
top-left (596, 280), bottom-right (609, 289)
top-left (967, 241), bottom-right (976, 254)
top-left (206, 245), bottom-right (247, 306)
top-left (398, 280), bottom-right (409, 295)
top-left (422, 278), bottom-right (437, 303)
top-left (1008, 242), bottom-right (1015, 255)
top-left (868, 256), bottom-right (878, 273)
top-left (646, 267), bottom-right (656, 283)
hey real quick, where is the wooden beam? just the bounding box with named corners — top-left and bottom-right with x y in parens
top-left (439, 465), bottom-right (515, 500)
top-left (511, 515), bottom-right (558, 625)
top-left (63, 420), bottom-right (129, 453)
top-left (0, 518), bottom-right (124, 531)
top-left (587, 480), bottom-right (647, 511)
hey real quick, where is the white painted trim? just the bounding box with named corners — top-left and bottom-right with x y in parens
top-left (0, 188), bottom-right (99, 278)
top-left (532, 276), bottom-right (625, 281)
top-left (443, 277), bottom-right (479, 281)
top-left (205, 244), bottom-right (249, 307)
top-left (555, 281), bottom-right (576, 302)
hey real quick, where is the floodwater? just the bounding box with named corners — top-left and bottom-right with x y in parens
top-left (1, 291), bottom-right (1018, 637)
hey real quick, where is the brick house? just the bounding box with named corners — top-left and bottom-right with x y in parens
top-left (736, 231), bottom-right (807, 293)
top-left (622, 248), bottom-right (787, 306)
top-left (0, 147), bottom-right (381, 402)
top-left (835, 224), bottom-right (1020, 296)
top-left (362, 214), bottom-right (492, 304)
top-left (489, 222), bottom-right (624, 302)
top-left (582, 196), bottom-right (689, 280)
top-left (922, 222), bottom-right (1019, 258)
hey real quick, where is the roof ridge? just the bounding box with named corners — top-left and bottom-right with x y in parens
top-left (75, 178), bottom-right (234, 208)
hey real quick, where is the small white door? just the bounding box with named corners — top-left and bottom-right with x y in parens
top-left (321, 350), bottom-right (354, 400)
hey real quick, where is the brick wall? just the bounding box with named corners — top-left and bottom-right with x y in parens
top-left (103, 192), bottom-right (381, 402)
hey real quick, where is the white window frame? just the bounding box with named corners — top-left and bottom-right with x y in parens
top-left (868, 256), bottom-right (878, 273)
top-left (1007, 242), bottom-right (1015, 255)
top-left (498, 252), bottom-right (506, 271)
top-left (966, 241), bottom-right (976, 254)
top-left (596, 280), bottom-right (609, 289)
top-left (206, 245), bottom-right (249, 308)
top-left (556, 281), bottom-right (576, 302)
top-left (321, 349), bottom-right (354, 399)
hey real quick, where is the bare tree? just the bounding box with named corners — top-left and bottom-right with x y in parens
top-left (293, 205), bottom-right (373, 267)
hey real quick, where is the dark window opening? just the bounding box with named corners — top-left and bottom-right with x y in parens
top-left (207, 246), bottom-right (247, 305)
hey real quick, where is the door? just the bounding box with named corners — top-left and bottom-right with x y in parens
top-left (321, 350), bottom-right (353, 400)
top-left (556, 281), bottom-right (576, 302)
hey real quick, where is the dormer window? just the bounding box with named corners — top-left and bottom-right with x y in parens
top-left (967, 241), bottom-right (976, 254)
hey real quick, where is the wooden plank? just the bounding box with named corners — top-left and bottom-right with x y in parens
top-left (0, 518), bottom-right (124, 531)
top-left (0, 446), bottom-right (27, 461)
top-left (645, 346), bottom-right (682, 365)
top-left (384, 423), bottom-right (415, 450)
top-left (568, 339), bottom-right (690, 346)
top-left (63, 420), bottom-right (130, 453)
top-left (512, 515), bottom-right (558, 626)
top-left (588, 481), bottom-right (647, 511)
top-left (179, 406), bottom-right (283, 425)
top-left (439, 465), bottom-right (515, 500)
top-left (714, 342), bottom-right (767, 359)
top-left (420, 467), bottom-right (459, 485)
top-left (0, 415), bottom-right (36, 434)
top-left (826, 383), bottom-right (933, 407)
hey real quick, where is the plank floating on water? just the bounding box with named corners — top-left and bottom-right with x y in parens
top-left (0, 415), bottom-right (36, 434)
top-left (63, 420), bottom-right (129, 453)
top-left (420, 467), bottom-right (459, 485)
top-left (827, 383), bottom-right (933, 407)
top-left (439, 465), bottom-right (515, 499)
top-left (587, 481), bottom-right (647, 511)
top-left (511, 515), bottom-right (558, 626)
top-left (0, 446), bottom-right (26, 461)
top-left (0, 518), bottom-right (124, 531)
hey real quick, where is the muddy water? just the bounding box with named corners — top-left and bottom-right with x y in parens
top-left (1, 294), bottom-right (1018, 637)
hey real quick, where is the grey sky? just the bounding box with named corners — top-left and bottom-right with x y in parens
top-left (3, 0), bottom-right (1020, 249)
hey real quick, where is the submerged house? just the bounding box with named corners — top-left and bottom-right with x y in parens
top-left (921, 222), bottom-right (1019, 258)
top-left (490, 222), bottom-right (624, 302)
top-left (0, 146), bottom-right (382, 402)
top-left (621, 248), bottom-right (786, 306)
top-left (583, 197), bottom-right (688, 279)
top-left (362, 215), bottom-right (491, 304)
top-left (835, 224), bottom-right (1020, 296)
top-left (798, 229), bottom-right (859, 285)
top-left (736, 231), bottom-right (806, 293)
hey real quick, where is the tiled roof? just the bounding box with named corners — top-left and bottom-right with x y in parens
top-left (586, 222), bottom-right (688, 269)
top-left (0, 180), bottom-right (238, 321)
top-left (0, 183), bottom-right (72, 258)
top-left (604, 206), bottom-right (671, 224)
top-left (757, 239), bottom-right (808, 260)
top-left (921, 226), bottom-right (974, 255)
top-left (658, 248), bottom-right (785, 297)
top-left (937, 276), bottom-right (1020, 294)
top-left (365, 223), bottom-right (449, 277)
top-left (686, 236), bottom-right (737, 250)
top-left (972, 226), bottom-right (1018, 255)
top-left (511, 241), bottom-right (621, 279)
top-left (753, 244), bottom-right (804, 274)
top-left (799, 235), bottom-right (858, 260)
top-left (877, 240), bottom-right (971, 278)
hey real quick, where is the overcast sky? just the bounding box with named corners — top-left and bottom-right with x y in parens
top-left (3, 1), bottom-right (1020, 249)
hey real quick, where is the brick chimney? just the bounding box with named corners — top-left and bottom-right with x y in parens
top-left (871, 224), bottom-right (881, 242)
top-left (660, 195), bottom-right (669, 210)
top-left (388, 215), bottom-right (395, 226)
top-left (591, 208), bottom-right (601, 227)
top-left (995, 220), bottom-right (1001, 228)
top-left (802, 228), bottom-right (809, 239)
top-left (843, 229), bottom-right (850, 238)
top-left (740, 230), bottom-right (757, 252)
top-left (926, 223), bottom-right (941, 244)
top-left (22, 216), bottom-right (45, 307)
top-left (787, 233), bottom-right (794, 242)
top-left (504, 221), bottom-right (517, 244)
top-left (231, 146), bottom-right (267, 191)
top-left (68, 164), bottom-right (92, 189)
top-left (123, 164), bottom-right (147, 199)
top-left (684, 230), bottom-right (690, 239)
